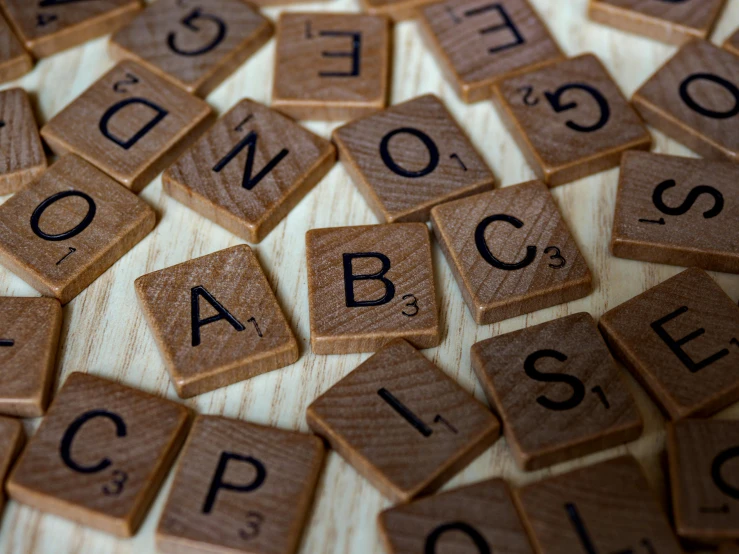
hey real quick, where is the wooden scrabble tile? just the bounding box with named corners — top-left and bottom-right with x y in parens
top-left (471, 313), bottom-right (642, 470)
top-left (611, 151), bottom-right (739, 274)
top-left (333, 94), bottom-right (495, 222)
top-left (7, 372), bottom-right (189, 537)
top-left (271, 12), bottom-right (391, 121)
top-left (360, 0), bottom-right (435, 21)
top-left (41, 60), bottom-right (214, 193)
top-left (0, 416), bottom-right (23, 517)
top-left (157, 415), bottom-right (325, 554)
top-left (307, 339), bottom-right (499, 502)
top-left (431, 181), bottom-right (592, 325)
top-left (632, 39), bottom-right (739, 162)
top-left (588, 0), bottom-right (726, 45)
top-left (0, 88), bottom-right (47, 195)
top-left (0, 155), bottom-right (155, 304)
top-left (0, 0), bottom-right (142, 58)
top-left (0, 13), bottom-right (32, 84)
top-left (379, 478), bottom-right (533, 554)
top-left (163, 99), bottom-right (336, 243)
top-left (668, 419), bottom-right (739, 545)
top-left (135, 245), bottom-right (298, 398)
top-left (599, 267), bottom-right (739, 420)
top-left (305, 223), bottom-right (440, 355)
top-left (109, 0), bottom-right (273, 97)
top-left (725, 29), bottom-right (739, 57)
top-left (493, 53), bottom-right (651, 186)
top-left (0, 297), bottom-right (62, 418)
top-left (515, 456), bottom-right (682, 553)
top-left (419, 0), bottom-right (564, 103)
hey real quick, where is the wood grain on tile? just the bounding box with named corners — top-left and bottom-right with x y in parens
top-left (305, 223), bottom-right (440, 355)
top-left (307, 339), bottom-right (499, 502)
top-left (725, 29), bottom-right (739, 57)
top-left (599, 267), bottom-right (739, 420)
top-left (163, 99), bottom-right (336, 244)
top-left (632, 39), bottom-right (739, 162)
top-left (493, 53), bottom-right (651, 186)
top-left (0, 297), bottom-right (62, 418)
top-left (333, 94), bottom-right (495, 222)
top-left (7, 372), bottom-right (190, 537)
top-left (360, 0), bottom-right (435, 21)
top-left (0, 87), bottom-right (46, 194)
top-left (612, 151), bottom-right (739, 274)
top-left (109, 0), bottom-right (273, 97)
top-left (419, 0), bottom-right (563, 103)
top-left (431, 180), bottom-right (592, 325)
top-left (0, 155), bottom-right (155, 304)
top-left (0, 12), bottom-right (31, 84)
top-left (157, 415), bottom-right (325, 554)
top-left (0, 416), bottom-right (23, 517)
top-left (41, 60), bottom-right (214, 193)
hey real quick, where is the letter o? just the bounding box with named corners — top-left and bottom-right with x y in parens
top-left (679, 73), bottom-right (739, 119)
top-left (30, 190), bottom-right (96, 241)
top-left (379, 127), bottom-right (439, 178)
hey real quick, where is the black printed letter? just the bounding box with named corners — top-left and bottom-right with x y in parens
top-left (99, 98), bottom-right (168, 150)
top-left (475, 214), bottom-right (536, 270)
top-left (545, 83), bottom-right (610, 133)
top-left (343, 253), bottom-right (395, 307)
top-left (712, 446), bottom-right (739, 500)
top-left (191, 285), bottom-right (245, 347)
top-left (202, 453), bottom-right (266, 514)
top-left (380, 128), bottom-right (440, 178)
top-left (168, 8), bottom-right (227, 57)
top-left (524, 349), bottom-right (585, 411)
top-left (212, 131), bottom-right (289, 191)
top-left (679, 73), bottom-right (739, 119)
top-left (464, 3), bottom-right (524, 55)
top-left (652, 179), bottom-right (724, 219)
top-left (319, 31), bottom-right (361, 77)
top-left (60, 410), bottom-right (126, 474)
top-left (30, 190), bottom-right (96, 241)
top-left (425, 522), bottom-right (491, 554)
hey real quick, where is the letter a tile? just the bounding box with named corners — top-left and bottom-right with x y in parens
top-left (157, 415), bottom-right (325, 554)
top-left (135, 245), bottom-right (298, 398)
top-left (0, 13), bottom-right (32, 84)
top-left (41, 60), bottom-right (214, 193)
top-left (7, 372), bottom-right (190, 537)
top-left (305, 223), bottom-right (439, 355)
top-left (0, 416), bottom-right (23, 518)
top-left (307, 339), bottom-right (500, 502)
top-left (599, 268), bottom-right (739, 420)
top-left (0, 88), bottom-right (47, 195)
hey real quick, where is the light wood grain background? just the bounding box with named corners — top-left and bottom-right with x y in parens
top-left (1, 1), bottom-right (738, 552)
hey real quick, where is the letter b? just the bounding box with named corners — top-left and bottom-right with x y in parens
top-left (343, 252), bottom-right (396, 307)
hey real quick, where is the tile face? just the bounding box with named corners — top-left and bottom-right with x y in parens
top-left (431, 181), bottom-right (592, 325)
top-left (333, 95), bottom-right (495, 222)
top-left (157, 415), bottom-right (325, 554)
top-left (471, 313), bottom-right (642, 470)
top-left (0, 297), bottom-right (62, 418)
top-left (725, 29), bottom-right (739, 57)
top-left (515, 456), bottom-right (683, 554)
top-left (0, 416), bottom-right (24, 517)
top-left (0, 88), bottom-right (47, 194)
top-left (163, 99), bottom-right (336, 243)
top-left (272, 12), bottom-right (390, 121)
top-left (668, 420), bottom-right (739, 545)
top-left (632, 40), bottom-right (739, 162)
top-left (419, 0), bottom-right (563, 103)
top-left (599, 268), bottom-right (739, 420)
top-left (109, 0), bottom-right (273, 97)
top-left (41, 60), bottom-right (214, 193)
top-left (379, 478), bottom-right (533, 554)
top-left (494, 54), bottom-right (651, 186)
top-left (0, 0), bottom-right (142, 58)
top-left (611, 151), bottom-right (739, 274)
top-left (361, 0), bottom-right (436, 21)
top-left (135, 245), bottom-right (299, 398)
top-left (588, 0), bottom-right (726, 45)
top-left (0, 155), bottom-right (155, 304)
top-left (0, 13), bottom-right (32, 84)
top-left (307, 339), bottom-right (500, 502)
top-left (305, 223), bottom-right (440, 355)
top-left (7, 372), bottom-right (190, 537)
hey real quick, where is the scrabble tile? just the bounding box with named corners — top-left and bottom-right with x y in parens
top-left (493, 53), bottom-right (652, 186)
top-left (419, 0), bottom-right (564, 103)
top-left (668, 419), bottom-right (739, 545)
top-left (157, 415), bottom-right (325, 554)
top-left (163, 99), bottom-right (336, 243)
top-left (0, 155), bottom-right (155, 305)
top-left (305, 223), bottom-right (440, 355)
top-left (41, 60), bottom-right (214, 193)
top-left (135, 245), bottom-right (298, 398)
top-left (0, 88), bottom-right (47, 195)
top-left (611, 151), bottom-right (739, 274)
top-left (7, 372), bottom-right (190, 537)
top-left (515, 456), bottom-right (682, 553)
top-left (721, 544), bottom-right (739, 554)
top-left (0, 297), bottom-right (62, 418)
top-left (0, 13), bottom-right (32, 84)
top-left (471, 313), bottom-right (642, 470)
top-left (599, 267), bottom-right (739, 420)
top-left (632, 39), bottom-right (739, 162)
top-left (271, 12), bottom-right (391, 121)
top-left (0, 416), bottom-right (23, 516)
top-left (431, 181), bottom-right (592, 325)
top-left (360, 0), bottom-right (435, 21)
top-left (306, 339), bottom-right (499, 502)
top-left (0, 0), bottom-right (142, 58)
top-left (379, 478), bottom-right (533, 554)
top-left (725, 29), bottom-right (739, 57)
top-left (109, 0), bottom-right (273, 97)
top-left (333, 94), bottom-right (495, 222)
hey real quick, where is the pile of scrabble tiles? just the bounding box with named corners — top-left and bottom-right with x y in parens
top-left (0, 0), bottom-right (737, 553)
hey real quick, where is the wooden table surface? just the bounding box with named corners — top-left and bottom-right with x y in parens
top-left (1, 1), bottom-right (738, 552)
